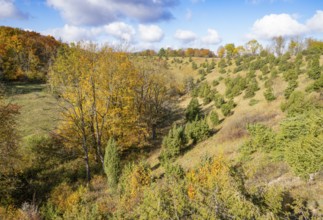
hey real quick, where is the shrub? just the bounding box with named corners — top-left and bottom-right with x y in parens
top-left (225, 76), bottom-right (247, 98)
top-left (244, 78), bottom-right (259, 99)
top-left (185, 118), bottom-right (210, 144)
top-left (160, 125), bottom-right (186, 162)
top-left (249, 99), bottom-right (259, 106)
top-left (284, 79), bottom-right (298, 99)
top-left (306, 74), bottom-right (323, 92)
top-left (264, 87), bottom-right (276, 101)
top-left (185, 98), bottom-right (201, 122)
top-left (209, 110), bottom-right (220, 126)
top-left (285, 135), bottom-right (323, 179)
top-left (192, 62), bottom-right (198, 70)
top-left (240, 124), bottom-right (278, 156)
top-left (104, 138), bottom-right (121, 188)
top-left (281, 91), bottom-right (315, 115)
top-left (261, 65), bottom-right (269, 75)
top-left (283, 69), bottom-right (298, 81)
top-left (308, 55), bottom-right (321, 80)
top-left (213, 93), bottom-right (225, 108)
top-left (218, 58), bottom-right (226, 68)
top-left (212, 80), bottom-right (219, 87)
top-left (221, 99), bottom-right (236, 117)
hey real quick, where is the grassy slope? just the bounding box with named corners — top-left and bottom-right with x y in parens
top-left (4, 83), bottom-right (59, 140)
top-left (2, 55), bottom-right (322, 209)
top-left (149, 56), bottom-right (323, 209)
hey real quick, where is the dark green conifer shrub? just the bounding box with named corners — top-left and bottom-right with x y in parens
top-left (284, 79), bottom-right (298, 99)
top-left (185, 118), bottom-right (210, 144)
top-left (185, 98), bottom-right (201, 122)
top-left (104, 138), bottom-right (121, 188)
top-left (160, 125), bottom-right (186, 162)
top-left (209, 110), bottom-right (220, 126)
top-left (308, 55), bottom-right (321, 80)
top-left (264, 87), bottom-right (276, 101)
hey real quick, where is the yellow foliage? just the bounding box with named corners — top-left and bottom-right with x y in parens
top-left (186, 155), bottom-right (228, 189)
top-left (49, 182), bottom-right (87, 214)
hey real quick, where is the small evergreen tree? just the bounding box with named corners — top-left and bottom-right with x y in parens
top-left (186, 98), bottom-right (201, 122)
top-left (185, 118), bottom-right (209, 144)
top-left (264, 87), bottom-right (276, 101)
top-left (104, 138), bottom-right (120, 188)
top-left (160, 125), bottom-right (186, 163)
top-left (209, 110), bottom-right (220, 126)
top-left (308, 56), bottom-right (321, 80)
top-left (284, 79), bottom-right (298, 99)
top-left (213, 93), bottom-right (225, 108)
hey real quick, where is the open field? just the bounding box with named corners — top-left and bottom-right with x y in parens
top-left (3, 83), bottom-right (59, 140)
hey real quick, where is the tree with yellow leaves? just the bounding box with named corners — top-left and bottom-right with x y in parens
top-left (49, 43), bottom-right (151, 182)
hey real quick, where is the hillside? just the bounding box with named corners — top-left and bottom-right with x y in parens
top-left (0, 26), bottom-right (63, 82)
top-left (0, 37), bottom-right (323, 219)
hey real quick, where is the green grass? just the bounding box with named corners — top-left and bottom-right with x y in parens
top-left (3, 82), bottom-right (59, 140)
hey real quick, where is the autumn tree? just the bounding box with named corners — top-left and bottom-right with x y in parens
top-left (272, 36), bottom-right (285, 56)
top-left (49, 43), bottom-right (144, 183)
top-left (245, 39), bottom-right (262, 55)
top-left (135, 58), bottom-right (174, 140)
top-left (217, 46), bottom-right (225, 58)
top-left (158, 48), bottom-right (166, 58)
top-left (224, 43), bottom-right (236, 59)
top-left (0, 26), bottom-right (61, 81)
top-left (288, 37), bottom-right (304, 55)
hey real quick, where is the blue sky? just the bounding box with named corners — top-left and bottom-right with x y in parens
top-left (1, 0), bottom-right (323, 51)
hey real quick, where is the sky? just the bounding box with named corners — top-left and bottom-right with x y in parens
top-left (0, 0), bottom-right (323, 52)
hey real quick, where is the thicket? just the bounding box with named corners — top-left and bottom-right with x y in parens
top-left (0, 26), bottom-right (62, 81)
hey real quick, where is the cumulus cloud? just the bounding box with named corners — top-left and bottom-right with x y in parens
top-left (201, 29), bottom-right (221, 45)
top-left (307, 10), bottom-right (323, 32)
top-left (46, 0), bottom-right (179, 25)
top-left (103, 22), bottom-right (135, 42)
top-left (138, 24), bottom-right (164, 43)
top-left (174, 29), bottom-right (197, 43)
top-left (44, 22), bottom-right (135, 43)
top-left (0, 0), bottom-right (28, 19)
top-left (43, 24), bottom-right (95, 42)
top-left (249, 13), bottom-right (307, 39)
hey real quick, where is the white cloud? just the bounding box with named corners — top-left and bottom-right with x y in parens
top-left (0, 0), bottom-right (28, 19)
top-left (201, 29), bottom-right (221, 45)
top-left (43, 22), bottom-right (135, 43)
top-left (307, 10), bottom-right (323, 32)
top-left (43, 24), bottom-right (94, 42)
top-left (249, 13), bottom-right (307, 39)
top-left (174, 29), bottom-right (197, 43)
top-left (103, 22), bottom-right (135, 42)
top-left (138, 24), bottom-right (164, 43)
top-left (46, 0), bottom-right (179, 25)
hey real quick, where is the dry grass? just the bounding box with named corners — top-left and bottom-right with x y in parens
top-left (4, 83), bottom-right (59, 139)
